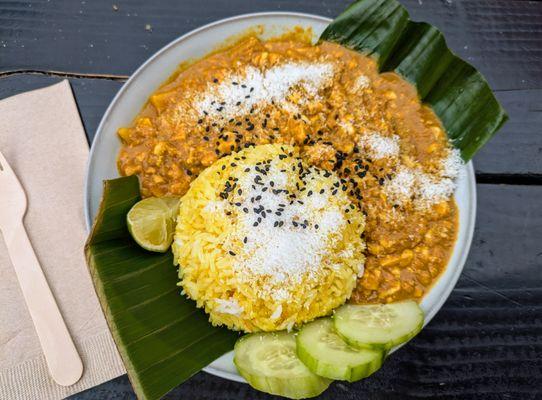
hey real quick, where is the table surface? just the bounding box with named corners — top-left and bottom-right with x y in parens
top-left (1, 0), bottom-right (541, 399)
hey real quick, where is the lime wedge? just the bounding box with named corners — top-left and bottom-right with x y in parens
top-left (127, 197), bottom-right (180, 252)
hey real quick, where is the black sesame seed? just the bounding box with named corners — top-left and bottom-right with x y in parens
top-left (229, 250), bottom-right (236, 256)
top-left (213, 78), bottom-right (219, 83)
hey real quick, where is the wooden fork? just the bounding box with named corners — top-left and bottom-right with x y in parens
top-left (0, 150), bottom-right (83, 386)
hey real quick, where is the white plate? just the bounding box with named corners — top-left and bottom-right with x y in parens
top-left (84, 12), bottom-right (476, 384)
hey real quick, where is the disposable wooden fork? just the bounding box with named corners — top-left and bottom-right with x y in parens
top-left (0, 150), bottom-right (83, 386)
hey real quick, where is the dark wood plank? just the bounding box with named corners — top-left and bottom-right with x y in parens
top-left (0, 0), bottom-right (540, 91)
top-left (475, 89), bottom-right (541, 175)
top-left (70, 183), bottom-right (542, 399)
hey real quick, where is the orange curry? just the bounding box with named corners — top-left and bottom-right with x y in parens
top-left (117, 33), bottom-right (459, 304)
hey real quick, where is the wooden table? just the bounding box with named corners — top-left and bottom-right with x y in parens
top-left (1, 0), bottom-right (541, 398)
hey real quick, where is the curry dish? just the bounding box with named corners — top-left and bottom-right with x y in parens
top-left (117, 31), bottom-right (460, 305)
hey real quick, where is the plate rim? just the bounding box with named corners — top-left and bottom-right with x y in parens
top-left (84, 11), bottom-right (477, 385)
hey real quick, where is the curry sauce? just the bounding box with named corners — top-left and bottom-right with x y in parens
top-left (117, 34), bottom-right (459, 304)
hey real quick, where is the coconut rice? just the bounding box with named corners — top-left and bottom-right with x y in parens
top-left (172, 144), bottom-right (366, 332)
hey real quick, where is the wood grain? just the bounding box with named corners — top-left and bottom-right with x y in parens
top-left (1, 0), bottom-right (540, 91)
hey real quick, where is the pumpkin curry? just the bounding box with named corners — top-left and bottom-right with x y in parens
top-left (117, 32), bottom-right (460, 305)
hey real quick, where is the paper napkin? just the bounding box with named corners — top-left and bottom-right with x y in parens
top-left (0, 80), bottom-right (125, 399)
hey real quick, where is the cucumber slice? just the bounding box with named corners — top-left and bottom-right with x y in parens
top-left (234, 331), bottom-right (331, 399)
top-left (297, 318), bottom-right (384, 382)
top-left (334, 301), bottom-right (424, 350)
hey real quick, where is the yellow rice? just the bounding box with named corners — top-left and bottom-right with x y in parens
top-left (172, 144), bottom-right (365, 332)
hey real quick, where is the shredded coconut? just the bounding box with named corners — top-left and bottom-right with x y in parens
top-left (441, 147), bottom-right (462, 179)
top-left (193, 62), bottom-right (334, 121)
top-left (354, 74), bottom-right (370, 91)
top-left (217, 153), bottom-right (352, 301)
top-left (214, 298), bottom-right (244, 316)
top-left (234, 161), bottom-right (345, 287)
top-left (358, 132), bottom-right (400, 159)
top-left (384, 167), bottom-right (417, 204)
top-left (417, 174), bottom-right (456, 208)
top-left (384, 165), bottom-right (460, 209)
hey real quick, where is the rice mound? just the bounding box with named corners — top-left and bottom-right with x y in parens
top-left (172, 144), bottom-right (365, 332)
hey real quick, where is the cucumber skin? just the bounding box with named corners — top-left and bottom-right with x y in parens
top-left (233, 334), bottom-right (331, 399)
top-left (233, 357), bottom-right (331, 399)
top-left (296, 336), bottom-right (384, 382)
top-left (333, 308), bottom-right (424, 351)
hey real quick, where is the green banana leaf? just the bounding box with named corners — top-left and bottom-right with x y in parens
top-left (320, 0), bottom-right (508, 160)
top-left (85, 176), bottom-right (239, 400)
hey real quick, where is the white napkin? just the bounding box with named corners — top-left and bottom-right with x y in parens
top-left (0, 80), bottom-right (125, 400)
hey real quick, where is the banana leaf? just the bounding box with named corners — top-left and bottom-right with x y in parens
top-left (320, 0), bottom-right (508, 161)
top-left (85, 176), bottom-right (239, 400)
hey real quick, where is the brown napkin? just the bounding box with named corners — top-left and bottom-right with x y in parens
top-left (0, 81), bottom-right (125, 399)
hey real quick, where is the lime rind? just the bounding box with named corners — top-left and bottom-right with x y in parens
top-left (127, 197), bottom-right (180, 252)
